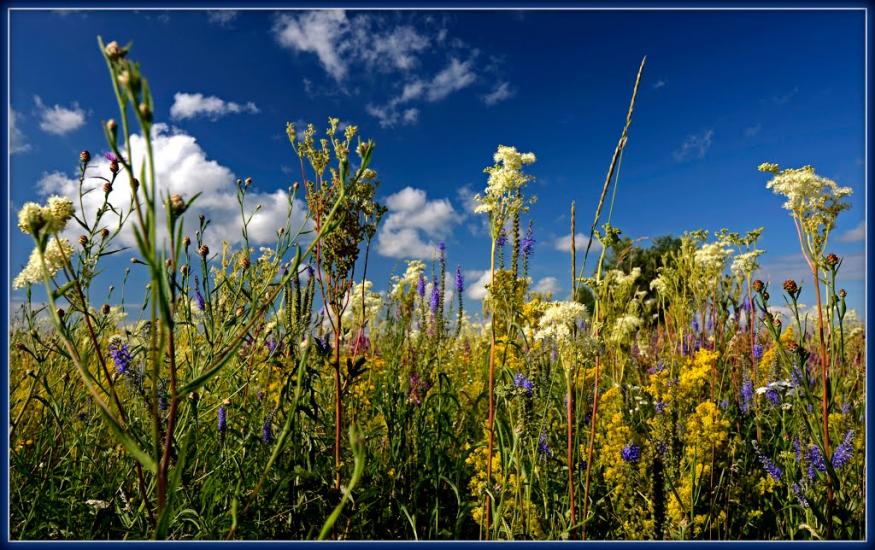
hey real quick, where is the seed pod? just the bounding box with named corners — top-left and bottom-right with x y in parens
top-left (80, 150), bottom-right (91, 163)
top-left (79, 235), bottom-right (88, 247)
top-left (170, 194), bottom-right (185, 215)
top-left (752, 280), bottom-right (765, 293)
top-left (56, 308), bottom-right (65, 320)
top-left (245, 177), bottom-right (253, 187)
top-left (183, 236), bottom-right (191, 248)
top-left (239, 257), bottom-right (251, 270)
top-left (180, 264), bottom-right (189, 276)
top-left (236, 306), bottom-right (245, 318)
top-left (130, 178), bottom-right (140, 190)
top-left (762, 291), bottom-right (770, 301)
top-left (100, 228), bottom-right (110, 240)
top-left (825, 253), bottom-right (839, 267)
top-left (101, 303), bottom-right (111, 315)
top-left (139, 102), bottom-right (152, 122)
top-left (103, 182), bottom-right (113, 194)
top-left (165, 258), bottom-right (173, 268)
top-left (782, 279), bottom-right (798, 295)
top-left (104, 41), bottom-right (125, 61)
top-left (839, 289), bottom-right (847, 299)
top-left (109, 161), bottom-right (120, 174)
top-left (106, 119), bottom-right (118, 134)
top-left (198, 245), bottom-right (209, 258)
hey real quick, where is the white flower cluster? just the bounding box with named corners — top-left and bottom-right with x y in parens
top-left (695, 242), bottom-right (733, 273)
top-left (390, 259), bottom-right (426, 299)
top-left (474, 145), bottom-right (536, 214)
top-left (535, 300), bottom-right (588, 343)
top-left (608, 314), bottom-right (642, 345)
top-left (730, 249), bottom-right (763, 278)
top-left (13, 238), bottom-right (75, 289)
top-left (342, 279), bottom-right (384, 328)
top-left (762, 164), bottom-right (853, 218)
top-left (16, 196), bottom-right (75, 235)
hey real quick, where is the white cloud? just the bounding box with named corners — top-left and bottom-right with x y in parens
top-left (759, 253), bottom-right (864, 285)
top-left (35, 124), bottom-right (307, 252)
top-left (482, 81), bottom-right (514, 105)
top-left (359, 25), bottom-right (429, 72)
top-left (170, 92), bottom-right (259, 121)
top-left (377, 186), bottom-right (461, 259)
top-left (465, 269), bottom-right (490, 300)
top-left (10, 109), bottom-right (31, 154)
top-left (534, 276), bottom-right (560, 295)
top-left (554, 233), bottom-right (603, 253)
top-left (673, 129), bottom-right (714, 162)
top-left (34, 96), bottom-right (85, 135)
top-left (207, 10), bottom-right (238, 27)
top-left (838, 220), bottom-right (865, 242)
top-left (366, 58), bottom-right (477, 127)
top-left (273, 10), bottom-right (350, 81)
top-left (652, 80), bottom-right (666, 90)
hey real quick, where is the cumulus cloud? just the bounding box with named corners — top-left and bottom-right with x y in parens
top-left (553, 233), bottom-right (603, 253)
top-left (170, 93), bottom-right (259, 121)
top-left (10, 109), bottom-right (31, 154)
top-left (273, 10), bottom-right (351, 81)
top-left (465, 269), bottom-right (490, 300)
top-left (34, 96), bottom-right (85, 135)
top-left (35, 124), bottom-right (307, 252)
top-left (837, 220), bottom-right (865, 242)
top-left (673, 129), bottom-right (714, 162)
top-left (482, 81), bottom-right (515, 105)
top-left (533, 276), bottom-right (560, 296)
top-left (376, 186), bottom-right (461, 259)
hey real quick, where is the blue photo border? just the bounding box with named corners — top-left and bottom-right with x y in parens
top-left (0, 1), bottom-right (872, 547)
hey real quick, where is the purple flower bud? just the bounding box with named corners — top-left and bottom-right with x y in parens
top-left (455, 266), bottom-right (464, 293)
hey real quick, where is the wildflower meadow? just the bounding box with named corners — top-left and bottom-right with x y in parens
top-left (7, 10), bottom-right (868, 543)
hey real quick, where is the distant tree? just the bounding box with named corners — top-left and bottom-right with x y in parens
top-left (604, 234), bottom-right (682, 302)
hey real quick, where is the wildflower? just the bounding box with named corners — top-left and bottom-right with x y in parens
top-left (429, 279), bottom-right (440, 313)
top-left (792, 482), bottom-right (809, 508)
top-left (538, 432), bottom-right (552, 459)
top-left (752, 442), bottom-right (782, 482)
top-left (761, 164), bottom-right (853, 236)
top-left (753, 344), bottom-right (763, 360)
top-left (720, 399), bottom-right (729, 410)
top-left (520, 226), bottom-right (535, 257)
top-left (193, 276), bottom-right (205, 311)
top-left (513, 372), bottom-right (534, 398)
top-left (752, 279), bottom-right (765, 293)
top-left (218, 405), bottom-right (227, 436)
top-left (825, 253), bottom-right (840, 267)
top-left (17, 202), bottom-right (45, 235)
top-left (108, 336), bottom-right (133, 375)
top-left (765, 387), bottom-right (780, 406)
top-left (807, 445), bottom-right (826, 480)
top-left (655, 400), bottom-right (667, 414)
top-left (730, 249), bottom-right (763, 278)
top-left (417, 274), bottom-right (426, 298)
top-left (262, 412), bottom-right (273, 444)
top-left (474, 145), bottom-right (536, 214)
top-left (496, 228), bottom-right (507, 247)
top-left (13, 238), bottom-right (75, 289)
top-left (831, 430), bottom-right (855, 469)
top-left (266, 337), bottom-right (277, 354)
top-left (793, 437), bottom-right (801, 462)
top-left (455, 266), bottom-right (464, 293)
top-left (257, 390), bottom-right (265, 402)
top-left (44, 196), bottom-right (75, 233)
top-left (621, 443), bottom-right (641, 464)
top-left (198, 245), bottom-right (210, 258)
top-left (695, 242), bottom-right (733, 273)
top-left (740, 378), bottom-right (754, 414)
top-left (534, 301), bottom-right (588, 343)
top-left (104, 40), bottom-right (125, 60)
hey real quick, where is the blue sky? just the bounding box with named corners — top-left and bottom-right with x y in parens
top-left (8, 8), bottom-right (867, 316)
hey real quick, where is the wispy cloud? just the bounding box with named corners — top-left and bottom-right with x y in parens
top-left (673, 129), bottom-right (714, 162)
top-left (34, 96), bottom-right (85, 135)
top-left (837, 220), bottom-right (865, 242)
top-left (534, 276), bottom-right (560, 296)
top-left (744, 124), bottom-right (762, 138)
top-left (482, 81), bottom-right (515, 105)
top-left (376, 187), bottom-right (461, 259)
top-left (169, 92), bottom-right (259, 121)
top-left (652, 80), bottom-right (666, 90)
top-left (772, 86), bottom-right (799, 105)
top-left (207, 10), bottom-right (238, 27)
top-left (10, 109), bottom-right (31, 154)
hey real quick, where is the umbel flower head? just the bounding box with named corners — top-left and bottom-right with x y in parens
top-left (17, 196), bottom-right (75, 236)
top-left (474, 145), bottom-right (537, 238)
top-left (13, 238), bottom-right (75, 289)
top-left (534, 301), bottom-right (588, 344)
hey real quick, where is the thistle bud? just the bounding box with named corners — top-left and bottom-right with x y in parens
top-left (199, 214), bottom-right (206, 225)
top-left (198, 245), bottom-right (209, 258)
top-left (106, 119), bottom-right (118, 134)
top-left (180, 264), bottom-right (189, 276)
top-left (839, 288), bottom-right (847, 299)
top-left (762, 291), bottom-right (769, 301)
top-left (245, 177), bottom-right (253, 187)
top-left (138, 102), bottom-right (152, 122)
top-left (104, 41), bottom-right (125, 61)
top-left (183, 236), bottom-right (191, 248)
top-left (774, 317), bottom-right (781, 328)
top-left (103, 182), bottom-right (113, 194)
top-left (101, 303), bottom-right (111, 316)
top-left (782, 279), bottom-right (798, 295)
top-left (292, 182), bottom-right (299, 192)
top-left (109, 161), bottom-right (120, 174)
top-left (188, 392), bottom-right (199, 402)
top-left (79, 235), bottom-right (88, 247)
top-left (170, 194), bottom-right (186, 215)
top-left (130, 178), bottom-right (140, 191)
top-left (56, 308), bottom-right (65, 320)
top-left (165, 258), bottom-right (173, 268)
top-left (100, 228), bottom-right (110, 240)
top-left (80, 150), bottom-right (91, 163)
top-left (825, 253), bottom-right (839, 267)
top-left (752, 280), bottom-right (764, 293)
top-left (239, 257), bottom-right (251, 270)
top-left (786, 341), bottom-right (799, 353)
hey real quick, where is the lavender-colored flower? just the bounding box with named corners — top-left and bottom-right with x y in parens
top-left (520, 226), bottom-right (535, 258)
top-left (621, 443), bottom-right (641, 464)
top-left (765, 387), bottom-right (780, 407)
top-left (538, 432), bottom-right (552, 459)
top-left (108, 340), bottom-right (133, 375)
top-left (831, 430), bottom-right (855, 469)
top-left (753, 442), bottom-right (782, 482)
top-left (429, 279), bottom-right (440, 313)
top-left (691, 318), bottom-right (700, 333)
top-left (513, 372), bottom-right (534, 398)
top-left (103, 151), bottom-right (119, 163)
top-left (656, 441), bottom-right (668, 456)
top-left (496, 229), bottom-right (507, 247)
top-left (455, 266), bottom-right (464, 293)
top-left (262, 413), bottom-right (273, 444)
top-left (438, 241), bottom-right (446, 254)
top-left (753, 344), bottom-right (763, 360)
top-left (841, 401), bottom-right (851, 415)
top-left (807, 445), bottom-right (826, 480)
top-left (218, 406), bottom-right (227, 435)
top-left (193, 276), bottom-right (205, 311)
top-left (266, 337), bottom-right (277, 354)
top-left (740, 378), bottom-right (754, 414)
top-left (792, 437), bottom-right (801, 462)
top-left (417, 274), bottom-right (426, 298)
top-left (306, 265), bottom-right (315, 277)
top-left (257, 390), bottom-right (265, 402)
top-left (792, 482), bottom-right (809, 508)
top-left (313, 335), bottom-right (332, 356)
top-left (720, 399), bottom-right (729, 410)
top-left (655, 400), bottom-right (667, 414)
top-left (159, 394), bottom-right (168, 411)
top-left (647, 362), bottom-right (666, 375)
top-left (578, 459), bottom-right (587, 472)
